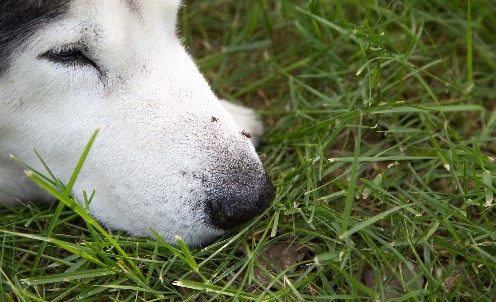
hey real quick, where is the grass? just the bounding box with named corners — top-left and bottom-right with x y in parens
top-left (2, 0), bottom-right (496, 300)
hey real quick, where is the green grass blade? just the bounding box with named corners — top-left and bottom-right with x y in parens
top-left (173, 280), bottom-right (264, 301)
top-left (467, 0), bottom-right (473, 83)
top-left (64, 129), bottom-right (100, 196)
top-left (341, 113), bottom-right (362, 236)
top-left (175, 235), bottom-right (200, 274)
top-left (22, 268), bottom-right (117, 286)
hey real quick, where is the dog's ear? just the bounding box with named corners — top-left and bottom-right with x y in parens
top-left (219, 99), bottom-right (265, 148)
top-left (0, 1), bottom-right (71, 75)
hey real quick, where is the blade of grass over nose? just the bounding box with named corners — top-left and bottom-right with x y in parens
top-left (64, 128), bottom-right (100, 196)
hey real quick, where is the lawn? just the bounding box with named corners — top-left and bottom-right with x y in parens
top-left (2, 0), bottom-right (496, 300)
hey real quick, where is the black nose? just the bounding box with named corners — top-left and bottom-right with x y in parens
top-left (207, 173), bottom-right (274, 230)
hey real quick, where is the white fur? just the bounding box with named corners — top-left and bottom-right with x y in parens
top-left (0, 0), bottom-right (268, 246)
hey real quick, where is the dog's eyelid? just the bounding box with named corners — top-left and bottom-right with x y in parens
top-left (39, 44), bottom-right (98, 69)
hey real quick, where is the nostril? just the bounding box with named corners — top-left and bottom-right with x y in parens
top-left (207, 174), bottom-right (274, 230)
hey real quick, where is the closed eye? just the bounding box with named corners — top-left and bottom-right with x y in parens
top-left (39, 44), bottom-right (99, 70)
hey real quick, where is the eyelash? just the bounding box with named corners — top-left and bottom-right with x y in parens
top-left (40, 44), bottom-right (98, 69)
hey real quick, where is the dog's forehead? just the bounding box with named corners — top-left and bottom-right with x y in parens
top-left (72, 0), bottom-right (181, 30)
top-left (70, 0), bottom-right (181, 49)
top-left (121, 0), bottom-right (182, 14)
top-left (92, 0), bottom-right (182, 19)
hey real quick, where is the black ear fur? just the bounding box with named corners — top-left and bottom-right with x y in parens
top-left (0, 0), bottom-right (71, 76)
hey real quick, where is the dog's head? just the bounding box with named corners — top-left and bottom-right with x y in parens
top-left (0, 0), bottom-right (274, 246)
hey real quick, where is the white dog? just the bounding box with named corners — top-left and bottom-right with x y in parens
top-left (0, 0), bottom-right (274, 246)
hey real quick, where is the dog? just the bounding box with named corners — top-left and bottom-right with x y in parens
top-left (0, 0), bottom-right (274, 246)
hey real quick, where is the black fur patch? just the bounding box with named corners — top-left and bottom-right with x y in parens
top-left (0, 0), bottom-right (71, 76)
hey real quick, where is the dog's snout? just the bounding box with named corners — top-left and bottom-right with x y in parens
top-left (207, 173), bottom-right (274, 230)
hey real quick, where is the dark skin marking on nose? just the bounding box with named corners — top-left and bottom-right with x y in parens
top-left (211, 116), bottom-right (219, 123)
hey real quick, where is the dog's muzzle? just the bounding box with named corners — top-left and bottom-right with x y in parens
top-left (206, 173), bottom-right (274, 230)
